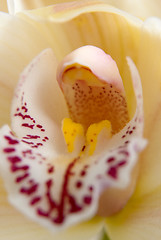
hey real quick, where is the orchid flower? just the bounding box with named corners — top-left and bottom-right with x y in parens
top-left (0, 1), bottom-right (161, 240)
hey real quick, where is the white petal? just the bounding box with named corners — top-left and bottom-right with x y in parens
top-left (11, 48), bottom-right (68, 157)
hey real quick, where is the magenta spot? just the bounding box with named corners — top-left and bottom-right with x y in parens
top-left (22, 123), bottom-right (34, 129)
top-left (83, 196), bottom-right (92, 205)
top-left (11, 165), bottom-right (29, 172)
top-left (20, 183), bottom-right (39, 195)
top-left (8, 156), bottom-right (21, 164)
top-left (36, 125), bottom-right (42, 128)
top-left (23, 135), bottom-right (40, 139)
top-left (108, 167), bottom-right (117, 179)
top-left (117, 160), bottom-right (127, 167)
top-left (16, 173), bottom-right (29, 183)
top-left (48, 166), bottom-right (54, 174)
top-left (3, 148), bottom-right (15, 153)
top-left (80, 170), bottom-right (86, 176)
top-left (22, 140), bottom-right (34, 145)
top-left (107, 157), bottom-right (115, 163)
top-left (76, 181), bottom-right (82, 189)
top-left (4, 136), bottom-right (19, 145)
top-left (89, 186), bottom-right (94, 192)
top-left (22, 106), bottom-right (28, 112)
top-left (41, 129), bottom-right (45, 132)
top-left (129, 131), bottom-right (133, 135)
top-left (122, 135), bottom-right (126, 138)
top-left (30, 196), bottom-right (41, 205)
top-left (118, 150), bottom-right (129, 157)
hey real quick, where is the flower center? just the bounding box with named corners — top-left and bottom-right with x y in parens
top-left (57, 45), bottom-right (130, 154)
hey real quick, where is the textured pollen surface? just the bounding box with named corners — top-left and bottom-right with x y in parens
top-left (62, 72), bottom-right (129, 133)
top-left (0, 49), bottom-right (146, 232)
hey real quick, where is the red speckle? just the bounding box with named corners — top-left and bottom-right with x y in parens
top-left (76, 181), bottom-right (82, 189)
top-left (48, 166), bottom-right (54, 174)
top-left (108, 167), bottom-right (117, 179)
top-left (89, 186), bottom-right (94, 192)
top-left (83, 196), bottom-right (92, 205)
top-left (118, 150), bottom-right (129, 157)
top-left (20, 183), bottom-right (39, 195)
top-left (30, 196), bottom-right (41, 205)
top-left (4, 136), bottom-right (19, 145)
top-left (23, 135), bottom-right (40, 139)
top-left (117, 160), bottom-right (127, 167)
top-left (16, 173), bottom-right (29, 183)
top-left (22, 123), bottom-right (34, 129)
top-left (36, 125), bottom-right (42, 129)
top-left (8, 156), bottom-right (21, 164)
top-left (107, 157), bottom-right (115, 163)
top-left (11, 165), bottom-right (29, 172)
top-left (80, 170), bottom-right (86, 176)
top-left (3, 148), bottom-right (15, 153)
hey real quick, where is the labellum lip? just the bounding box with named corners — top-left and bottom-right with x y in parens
top-left (0, 48), bottom-right (146, 232)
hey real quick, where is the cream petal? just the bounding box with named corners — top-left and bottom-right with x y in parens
top-left (105, 186), bottom-right (161, 240)
top-left (103, 0), bottom-right (161, 19)
top-left (17, 1), bottom-right (142, 117)
top-left (7, 0), bottom-right (81, 14)
top-left (11, 48), bottom-right (68, 157)
top-left (0, 11), bottom-right (57, 126)
top-left (0, 54), bottom-right (146, 232)
top-left (133, 17), bottom-right (161, 197)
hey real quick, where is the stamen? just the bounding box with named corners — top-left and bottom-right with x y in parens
top-left (62, 118), bottom-right (84, 153)
top-left (86, 120), bottom-right (111, 155)
top-left (57, 46), bottom-right (129, 134)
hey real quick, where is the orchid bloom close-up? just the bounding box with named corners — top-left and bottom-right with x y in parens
top-left (1, 1), bottom-right (161, 240)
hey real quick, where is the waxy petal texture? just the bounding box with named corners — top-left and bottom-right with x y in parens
top-left (0, 47), bottom-right (146, 232)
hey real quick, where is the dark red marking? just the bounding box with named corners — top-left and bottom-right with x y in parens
top-left (20, 183), bottom-right (39, 195)
top-left (4, 136), bottom-right (19, 145)
top-left (117, 160), bottom-right (127, 167)
top-left (22, 140), bottom-right (34, 145)
top-left (16, 173), bottom-right (29, 183)
top-left (108, 167), bottom-right (117, 179)
top-left (80, 170), bottom-right (86, 176)
top-left (22, 106), bottom-right (28, 112)
top-left (3, 148), bottom-right (15, 153)
top-left (36, 125), bottom-right (42, 128)
top-left (22, 123), bottom-right (34, 129)
top-left (23, 135), bottom-right (40, 139)
top-left (118, 150), bottom-right (129, 157)
top-left (37, 157), bottom-right (82, 225)
top-left (8, 156), bottom-right (21, 164)
top-left (48, 166), bottom-right (54, 174)
top-left (11, 165), bottom-right (29, 172)
top-left (30, 196), bottom-right (41, 205)
top-left (107, 157), bottom-right (115, 163)
top-left (83, 196), bottom-right (92, 205)
top-left (76, 181), bottom-right (82, 189)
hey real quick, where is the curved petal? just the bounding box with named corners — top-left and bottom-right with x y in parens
top-left (0, 46), bottom-right (146, 233)
top-left (7, 0), bottom-right (82, 14)
top-left (17, 0), bottom-right (142, 116)
top-left (105, 186), bottom-right (161, 240)
top-left (0, 1), bottom-right (142, 127)
top-left (134, 17), bottom-right (161, 197)
top-left (11, 48), bottom-right (68, 157)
